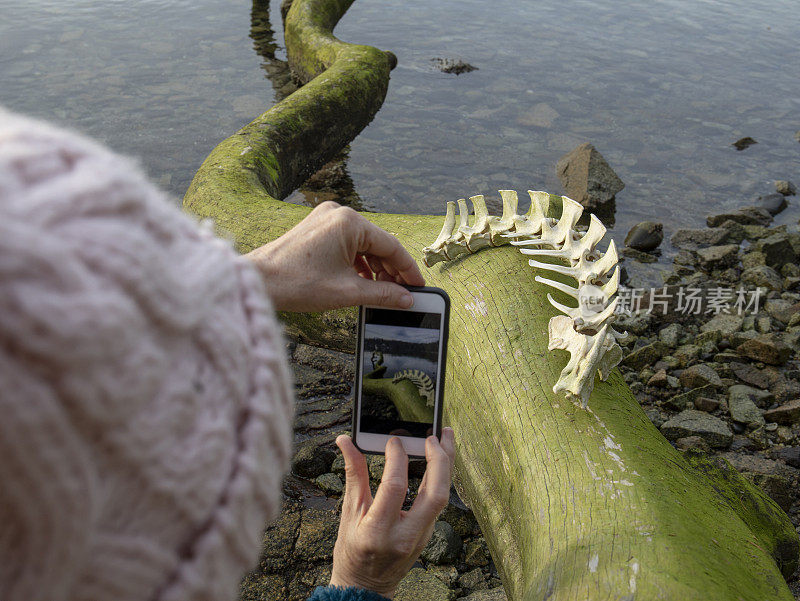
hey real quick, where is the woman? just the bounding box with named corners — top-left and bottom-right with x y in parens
top-left (0, 108), bottom-right (455, 601)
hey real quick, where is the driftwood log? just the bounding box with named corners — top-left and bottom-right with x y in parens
top-left (184, 0), bottom-right (799, 598)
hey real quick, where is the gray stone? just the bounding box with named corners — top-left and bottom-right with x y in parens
top-left (694, 396), bottom-right (721, 412)
top-left (773, 446), bottom-right (800, 468)
top-left (621, 247), bottom-right (658, 263)
top-left (461, 587), bottom-right (508, 601)
top-left (659, 323), bottom-right (682, 347)
top-left (754, 233), bottom-right (797, 270)
top-left (736, 333), bottom-right (792, 365)
top-left (315, 472), bottom-right (344, 495)
top-left (729, 384), bottom-right (774, 409)
top-left (615, 312), bottom-right (653, 335)
top-left (730, 330), bottom-right (759, 347)
top-left (775, 180), bottom-right (797, 196)
top-left (728, 388), bottom-right (765, 427)
top-left (719, 220), bottom-right (747, 244)
top-left (555, 143), bottom-right (625, 209)
top-left (421, 521), bottom-right (462, 564)
top-left (294, 507), bottom-right (339, 561)
top-left (673, 344), bottom-right (702, 367)
top-left (395, 567), bottom-right (456, 601)
top-left (292, 442), bottom-right (336, 479)
top-left (706, 206), bottom-right (773, 228)
top-left (729, 362), bottom-right (772, 389)
top-left (742, 224), bottom-right (771, 241)
top-left (765, 299), bottom-right (800, 325)
top-left (663, 384), bottom-right (718, 411)
top-left (459, 567), bottom-right (488, 592)
top-left (741, 265), bottom-right (783, 292)
top-left (671, 227), bottom-right (729, 249)
top-left (621, 341), bottom-right (665, 370)
top-left (660, 409), bottom-right (733, 448)
top-left (647, 369), bottom-right (669, 388)
top-left (763, 399), bottom-right (800, 425)
top-left (675, 435), bottom-right (710, 452)
top-left (330, 453), bottom-right (346, 476)
top-left (756, 193), bottom-right (788, 216)
top-left (742, 251), bottom-right (766, 270)
top-left (625, 221), bottom-right (663, 251)
top-left (464, 538), bottom-right (490, 567)
top-left (696, 244), bottom-right (739, 271)
top-left (680, 363), bottom-right (723, 388)
top-left (700, 312), bottom-right (743, 337)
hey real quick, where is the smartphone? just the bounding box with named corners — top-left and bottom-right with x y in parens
top-left (352, 286), bottom-right (450, 457)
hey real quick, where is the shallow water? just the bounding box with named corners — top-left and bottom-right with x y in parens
top-left (2, 0), bottom-right (798, 259)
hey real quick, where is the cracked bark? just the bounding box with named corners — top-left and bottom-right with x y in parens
top-left (184, 0), bottom-right (799, 598)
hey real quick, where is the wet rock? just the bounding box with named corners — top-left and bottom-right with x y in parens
top-left (742, 251), bottom-right (766, 270)
top-left (694, 396), bottom-right (721, 412)
top-left (679, 363), bottom-right (723, 388)
top-left (315, 472), bottom-right (344, 495)
top-left (395, 567), bottom-right (456, 601)
top-left (765, 298), bottom-right (800, 325)
top-left (754, 233), bottom-right (797, 270)
top-left (625, 221), bottom-right (663, 251)
top-left (730, 362), bottom-right (771, 389)
top-left (756, 193), bottom-right (788, 216)
top-left (718, 220), bottom-right (747, 244)
top-left (732, 136), bottom-right (757, 150)
top-left (664, 384), bottom-right (718, 411)
top-left (741, 265), bottom-right (783, 292)
top-left (706, 206), bottom-right (772, 228)
top-left (621, 341), bottom-right (665, 370)
top-left (293, 343), bottom-right (355, 380)
top-left (744, 473), bottom-right (794, 512)
top-left (658, 323), bottom-right (683, 347)
top-left (728, 388), bottom-right (765, 427)
top-left (330, 453), bottom-right (345, 476)
top-left (421, 521), bottom-right (462, 564)
top-left (728, 384), bottom-right (774, 409)
top-left (440, 494), bottom-right (479, 537)
top-left (773, 446), bottom-right (800, 468)
top-left (294, 507), bottom-right (339, 561)
top-left (671, 227), bottom-right (730, 249)
top-left (736, 333), bottom-right (792, 365)
top-left (673, 344), bottom-right (702, 367)
top-left (660, 409), bottom-right (733, 448)
top-left (621, 247), bottom-right (658, 263)
top-left (516, 102), bottom-right (559, 128)
top-left (730, 330), bottom-right (758, 347)
top-left (555, 142), bottom-right (625, 209)
top-left (676, 435), bottom-right (710, 452)
top-left (700, 312), bottom-right (743, 337)
top-left (292, 441), bottom-right (336, 478)
top-left (431, 58), bottom-right (477, 75)
top-left (775, 180), bottom-right (797, 196)
top-left (742, 224), bottom-right (771, 242)
top-left (615, 312), bottom-right (652, 335)
top-left (763, 400), bottom-right (800, 425)
top-left (461, 588), bottom-right (508, 601)
top-left (464, 539), bottom-right (490, 567)
top-left (459, 567), bottom-right (488, 592)
top-left (647, 369), bottom-right (669, 388)
top-left (696, 244), bottom-right (739, 271)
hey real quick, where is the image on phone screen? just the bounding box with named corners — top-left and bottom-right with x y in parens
top-left (360, 307), bottom-right (441, 438)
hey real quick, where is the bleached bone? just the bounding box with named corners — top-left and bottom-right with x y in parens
top-left (392, 369), bottom-right (435, 407)
top-left (422, 189), bottom-right (624, 407)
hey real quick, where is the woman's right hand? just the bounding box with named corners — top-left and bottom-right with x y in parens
top-left (329, 429), bottom-right (455, 598)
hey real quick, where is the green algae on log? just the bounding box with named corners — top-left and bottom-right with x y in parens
top-left (184, 0), bottom-right (799, 598)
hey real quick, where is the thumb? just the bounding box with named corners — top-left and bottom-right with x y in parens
top-left (354, 277), bottom-right (414, 309)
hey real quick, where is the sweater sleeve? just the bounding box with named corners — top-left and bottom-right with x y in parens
top-left (307, 586), bottom-right (393, 601)
top-left (0, 108), bottom-right (295, 601)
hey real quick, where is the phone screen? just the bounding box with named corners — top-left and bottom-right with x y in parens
top-left (359, 307), bottom-right (442, 438)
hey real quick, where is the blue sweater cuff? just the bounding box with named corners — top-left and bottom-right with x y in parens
top-left (307, 585), bottom-right (392, 601)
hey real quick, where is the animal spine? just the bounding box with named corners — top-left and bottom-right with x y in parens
top-left (392, 369), bottom-right (435, 407)
top-left (422, 190), bottom-right (625, 406)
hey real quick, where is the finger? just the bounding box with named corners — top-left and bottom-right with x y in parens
top-left (407, 435), bottom-right (452, 527)
top-left (336, 435), bottom-right (372, 510)
top-left (357, 220), bottom-right (425, 286)
top-left (354, 255), bottom-right (373, 279)
top-left (353, 276), bottom-right (414, 309)
top-left (370, 437), bottom-right (409, 520)
top-left (440, 427), bottom-right (455, 462)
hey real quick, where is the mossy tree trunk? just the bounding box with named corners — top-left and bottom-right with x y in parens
top-left (184, 0), bottom-right (799, 598)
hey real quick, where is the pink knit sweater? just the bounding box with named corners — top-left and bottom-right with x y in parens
top-left (0, 108), bottom-right (294, 601)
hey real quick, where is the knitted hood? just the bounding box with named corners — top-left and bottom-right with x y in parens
top-left (0, 108), bottom-right (294, 601)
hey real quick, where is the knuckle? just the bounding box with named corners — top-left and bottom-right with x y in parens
top-left (392, 538), bottom-right (416, 558)
top-left (316, 200), bottom-right (341, 212)
top-left (380, 477), bottom-right (407, 498)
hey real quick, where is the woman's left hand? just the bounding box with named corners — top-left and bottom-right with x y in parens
top-left (246, 201), bottom-right (425, 312)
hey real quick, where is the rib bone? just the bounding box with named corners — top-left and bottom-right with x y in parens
top-left (422, 189), bottom-right (624, 407)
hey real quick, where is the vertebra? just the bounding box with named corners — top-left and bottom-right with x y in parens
top-left (392, 369), bottom-right (435, 407)
top-left (422, 190), bottom-right (625, 406)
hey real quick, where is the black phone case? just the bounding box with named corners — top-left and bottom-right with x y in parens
top-left (352, 286), bottom-right (451, 457)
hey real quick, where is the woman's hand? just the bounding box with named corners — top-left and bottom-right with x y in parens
top-left (329, 429), bottom-right (455, 598)
top-left (246, 202), bottom-right (425, 312)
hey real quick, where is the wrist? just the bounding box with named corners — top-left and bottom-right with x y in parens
top-left (329, 570), bottom-right (395, 599)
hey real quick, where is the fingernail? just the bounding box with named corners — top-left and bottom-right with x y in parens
top-left (400, 293), bottom-right (413, 308)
